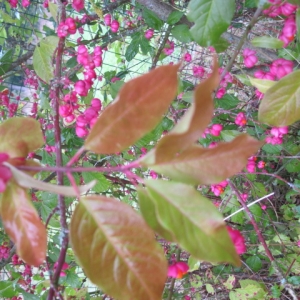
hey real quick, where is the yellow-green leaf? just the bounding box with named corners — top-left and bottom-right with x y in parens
top-left (70, 195), bottom-right (167, 300)
top-left (0, 181), bottom-right (47, 266)
top-left (248, 76), bottom-right (276, 93)
top-left (0, 117), bottom-right (44, 158)
top-left (33, 36), bottom-right (59, 83)
top-left (85, 64), bottom-right (179, 154)
top-left (258, 70), bottom-right (300, 126)
top-left (144, 180), bottom-right (241, 266)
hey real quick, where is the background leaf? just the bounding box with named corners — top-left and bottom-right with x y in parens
top-left (0, 117), bottom-right (44, 158)
top-left (251, 36), bottom-right (284, 49)
top-left (249, 77), bottom-right (276, 93)
top-left (33, 36), bottom-right (59, 83)
top-left (143, 180), bottom-right (241, 266)
top-left (171, 24), bottom-right (193, 43)
top-left (258, 70), bottom-right (300, 126)
top-left (85, 64), bottom-right (179, 154)
top-left (0, 182), bottom-right (47, 266)
top-left (187, 0), bottom-right (235, 46)
top-left (70, 195), bottom-right (167, 300)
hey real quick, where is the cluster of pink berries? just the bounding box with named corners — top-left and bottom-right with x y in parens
top-left (264, 1), bottom-right (297, 46)
top-left (7, 0), bottom-right (29, 8)
top-left (265, 126), bottom-right (288, 145)
top-left (235, 112), bottom-right (247, 126)
top-left (242, 48), bottom-right (258, 68)
top-left (23, 68), bottom-right (39, 89)
top-left (75, 98), bottom-right (102, 137)
top-left (0, 153), bottom-right (12, 193)
top-left (72, 0), bottom-right (85, 11)
top-left (104, 14), bottom-right (120, 33)
top-left (192, 65), bottom-right (205, 78)
top-left (246, 157), bottom-right (266, 172)
top-left (0, 243), bottom-right (10, 260)
top-left (209, 123), bottom-right (223, 136)
top-left (0, 89), bottom-right (19, 117)
top-left (144, 29), bottom-right (154, 40)
top-left (184, 52), bottom-right (192, 62)
top-left (74, 45), bottom-right (103, 96)
top-left (216, 68), bottom-right (233, 99)
top-left (57, 17), bottom-right (77, 38)
top-left (246, 156), bottom-right (257, 173)
top-left (253, 58), bottom-right (293, 99)
top-left (163, 40), bottom-right (175, 56)
top-left (211, 180), bottom-right (228, 196)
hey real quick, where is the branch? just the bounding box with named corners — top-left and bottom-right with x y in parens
top-left (47, 0), bottom-right (68, 298)
top-left (228, 180), bottom-right (298, 300)
top-left (220, 6), bottom-right (264, 82)
top-left (151, 24), bottom-right (172, 69)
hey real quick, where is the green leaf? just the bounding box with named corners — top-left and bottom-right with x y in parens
top-left (284, 159), bottom-right (300, 172)
top-left (85, 64), bottom-right (179, 154)
top-left (296, 8), bottom-right (300, 42)
top-left (246, 256), bottom-right (262, 272)
top-left (33, 36), bottom-right (59, 83)
top-left (171, 24), bottom-right (193, 43)
top-left (245, 0), bottom-right (258, 8)
top-left (137, 187), bottom-right (175, 241)
top-left (0, 117), bottom-right (44, 158)
top-left (188, 255), bottom-right (201, 272)
top-left (215, 94), bottom-right (240, 109)
top-left (139, 37), bottom-right (152, 55)
top-left (251, 36), bottom-right (284, 49)
top-left (70, 195), bottom-right (167, 300)
top-left (0, 281), bottom-right (18, 298)
top-left (142, 8), bottom-right (164, 30)
top-left (206, 283), bottom-right (214, 294)
top-left (288, 276), bottom-right (300, 285)
top-left (125, 38), bottom-right (140, 62)
top-left (187, 0), bottom-right (235, 46)
top-left (220, 130), bottom-right (241, 142)
top-left (141, 134), bottom-right (262, 185)
top-left (182, 91), bottom-right (194, 103)
top-left (110, 80), bottom-right (124, 99)
top-left (223, 275), bottom-right (236, 290)
top-left (213, 37), bottom-right (230, 53)
top-left (248, 76), bottom-right (276, 93)
top-left (167, 10), bottom-right (184, 25)
top-left (248, 204), bottom-right (262, 223)
top-left (82, 172), bottom-right (110, 193)
top-left (258, 70), bottom-right (300, 126)
top-left (0, 10), bottom-right (16, 23)
top-left (0, 49), bottom-right (13, 76)
top-left (0, 182), bottom-right (47, 266)
top-left (48, 2), bottom-right (58, 20)
top-left (143, 180), bottom-right (241, 266)
top-left (21, 291), bottom-right (40, 300)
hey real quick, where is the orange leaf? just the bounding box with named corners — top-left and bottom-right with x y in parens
top-left (143, 134), bottom-right (263, 185)
top-left (0, 117), bottom-right (44, 158)
top-left (142, 56), bottom-right (219, 164)
top-left (84, 64), bottom-right (179, 154)
top-left (70, 195), bottom-right (167, 300)
top-left (0, 181), bottom-right (47, 266)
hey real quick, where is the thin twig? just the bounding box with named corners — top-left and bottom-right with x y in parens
top-left (151, 25), bottom-right (172, 69)
top-left (220, 6), bottom-right (264, 82)
top-left (167, 248), bottom-right (181, 300)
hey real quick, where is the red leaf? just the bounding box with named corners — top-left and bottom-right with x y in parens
top-left (0, 182), bottom-right (47, 266)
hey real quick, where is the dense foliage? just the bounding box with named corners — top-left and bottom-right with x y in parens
top-left (0, 0), bottom-right (300, 299)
